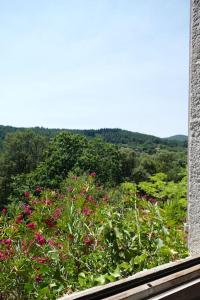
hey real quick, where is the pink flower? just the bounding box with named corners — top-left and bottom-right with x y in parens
top-left (16, 213), bottom-right (23, 224)
top-left (26, 222), bottom-right (36, 230)
top-left (35, 232), bottom-right (46, 246)
top-left (71, 176), bottom-right (77, 180)
top-left (67, 187), bottom-right (73, 192)
top-left (89, 172), bottom-right (96, 177)
top-left (24, 205), bottom-right (32, 215)
top-left (24, 191), bottom-right (30, 198)
top-left (82, 207), bottom-right (91, 216)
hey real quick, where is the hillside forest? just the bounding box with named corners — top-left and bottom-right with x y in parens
top-left (0, 125), bottom-right (188, 299)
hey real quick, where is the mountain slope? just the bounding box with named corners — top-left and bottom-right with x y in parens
top-left (0, 125), bottom-right (187, 153)
top-left (166, 135), bottom-right (188, 142)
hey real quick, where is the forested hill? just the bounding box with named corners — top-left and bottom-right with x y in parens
top-left (165, 135), bottom-right (188, 142)
top-left (0, 125), bottom-right (187, 153)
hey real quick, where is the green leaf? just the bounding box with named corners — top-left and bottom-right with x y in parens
top-left (95, 275), bottom-right (106, 285)
top-left (24, 283), bottom-right (33, 292)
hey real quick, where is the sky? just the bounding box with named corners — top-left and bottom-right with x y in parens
top-left (0, 0), bottom-right (190, 137)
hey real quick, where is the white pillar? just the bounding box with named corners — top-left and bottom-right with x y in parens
top-left (188, 0), bottom-right (200, 255)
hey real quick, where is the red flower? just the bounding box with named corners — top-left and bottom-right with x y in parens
top-left (83, 236), bottom-right (93, 245)
top-left (1, 239), bottom-right (12, 247)
top-left (53, 208), bottom-right (62, 220)
top-left (22, 240), bottom-right (27, 253)
top-left (35, 186), bottom-right (42, 193)
top-left (149, 198), bottom-right (157, 204)
top-left (0, 249), bottom-right (11, 260)
top-left (24, 191), bottom-right (30, 198)
top-left (16, 213), bottom-right (23, 224)
top-left (33, 256), bottom-right (49, 264)
top-left (45, 218), bottom-right (56, 228)
top-left (89, 172), bottom-right (96, 177)
top-left (35, 274), bottom-right (42, 283)
top-left (1, 208), bottom-right (7, 215)
top-left (0, 250), bottom-right (9, 260)
top-left (0, 251), bottom-right (5, 260)
top-left (48, 239), bottom-right (55, 246)
top-left (24, 205), bottom-right (32, 215)
top-left (82, 207), bottom-right (91, 216)
top-left (43, 199), bottom-right (52, 205)
top-left (35, 232), bottom-right (46, 245)
top-left (26, 222), bottom-right (36, 230)
top-left (86, 195), bottom-right (93, 201)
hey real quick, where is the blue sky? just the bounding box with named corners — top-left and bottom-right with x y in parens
top-left (0, 0), bottom-right (190, 137)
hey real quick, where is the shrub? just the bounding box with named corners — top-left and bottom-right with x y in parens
top-left (0, 174), bottom-right (187, 299)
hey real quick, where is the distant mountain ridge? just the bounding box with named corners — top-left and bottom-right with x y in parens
top-left (165, 135), bottom-right (188, 142)
top-left (0, 125), bottom-right (187, 153)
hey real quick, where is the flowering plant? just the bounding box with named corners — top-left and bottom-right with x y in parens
top-left (0, 174), bottom-right (187, 299)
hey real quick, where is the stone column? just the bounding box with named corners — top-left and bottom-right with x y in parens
top-left (188, 0), bottom-right (200, 255)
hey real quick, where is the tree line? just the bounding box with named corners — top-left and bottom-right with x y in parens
top-left (0, 125), bottom-right (187, 153)
top-left (0, 129), bottom-right (187, 207)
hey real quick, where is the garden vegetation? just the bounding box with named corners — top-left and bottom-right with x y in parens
top-left (0, 128), bottom-right (188, 299)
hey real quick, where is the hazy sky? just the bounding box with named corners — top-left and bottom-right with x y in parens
top-left (0, 0), bottom-right (190, 137)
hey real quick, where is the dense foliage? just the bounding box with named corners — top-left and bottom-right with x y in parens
top-left (0, 129), bottom-right (187, 207)
top-left (0, 131), bottom-right (48, 206)
top-left (0, 173), bottom-right (187, 299)
top-left (0, 125), bottom-right (187, 153)
top-left (0, 126), bottom-right (188, 299)
top-left (9, 133), bottom-right (123, 203)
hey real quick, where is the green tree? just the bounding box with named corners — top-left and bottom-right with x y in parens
top-left (120, 148), bottom-right (137, 181)
top-left (29, 132), bottom-right (88, 189)
top-left (132, 154), bottom-right (157, 183)
top-left (13, 134), bottom-right (123, 194)
top-left (0, 130), bottom-right (48, 206)
top-left (76, 137), bottom-right (122, 185)
top-left (153, 150), bottom-right (187, 181)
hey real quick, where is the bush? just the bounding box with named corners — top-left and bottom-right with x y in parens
top-left (0, 174), bottom-right (187, 299)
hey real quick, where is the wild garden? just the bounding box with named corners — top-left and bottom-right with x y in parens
top-left (0, 126), bottom-right (188, 299)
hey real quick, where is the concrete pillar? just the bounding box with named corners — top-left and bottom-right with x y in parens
top-left (188, 0), bottom-right (200, 255)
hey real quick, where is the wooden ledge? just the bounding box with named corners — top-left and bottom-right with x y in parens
top-left (58, 256), bottom-right (200, 300)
